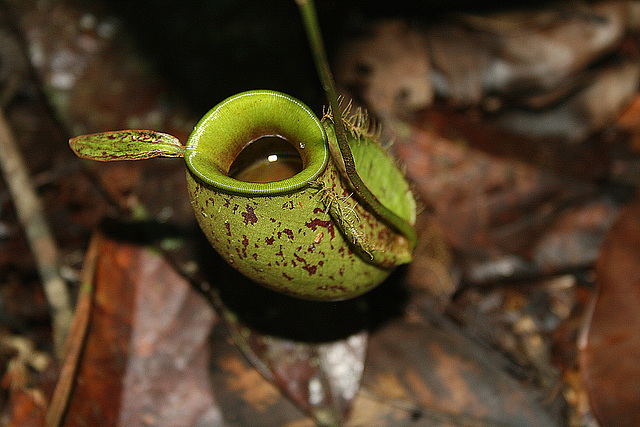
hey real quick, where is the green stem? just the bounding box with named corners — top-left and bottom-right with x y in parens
top-left (295, 0), bottom-right (417, 249)
top-left (296, 0), bottom-right (344, 135)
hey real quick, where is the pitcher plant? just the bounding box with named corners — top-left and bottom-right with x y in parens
top-left (69, 0), bottom-right (417, 300)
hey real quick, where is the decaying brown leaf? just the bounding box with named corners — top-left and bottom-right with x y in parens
top-left (363, 316), bottom-right (561, 426)
top-left (580, 195), bottom-right (640, 427)
top-left (58, 236), bottom-right (220, 426)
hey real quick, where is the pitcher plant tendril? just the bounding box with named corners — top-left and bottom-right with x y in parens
top-left (296, 0), bottom-right (417, 251)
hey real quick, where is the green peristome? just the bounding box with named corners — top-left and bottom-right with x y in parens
top-left (69, 130), bottom-right (184, 161)
top-left (185, 90), bottom-right (416, 300)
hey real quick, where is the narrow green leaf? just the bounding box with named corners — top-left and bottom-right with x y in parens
top-left (69, 130), bottom-right (184, 161)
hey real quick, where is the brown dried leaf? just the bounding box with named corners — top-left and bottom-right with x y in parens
top-left (61, 237), bottom-right (220, 426)
top-left (580, 196), bottom-right (640, 426)
top-left (363, 317), bottom-right (560, 426)
top-left (217, 298), bottom-right (368, 425)
top-left (208, 321), bottom-right (314, 426)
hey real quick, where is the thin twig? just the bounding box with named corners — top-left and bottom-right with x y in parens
top-left (0, 108), bottom-right (73, 357)
top-left (45, 233), bottom-right (101, 427)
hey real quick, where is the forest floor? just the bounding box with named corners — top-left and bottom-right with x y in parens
top-left (1, 0), bottom-right (639, 426)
